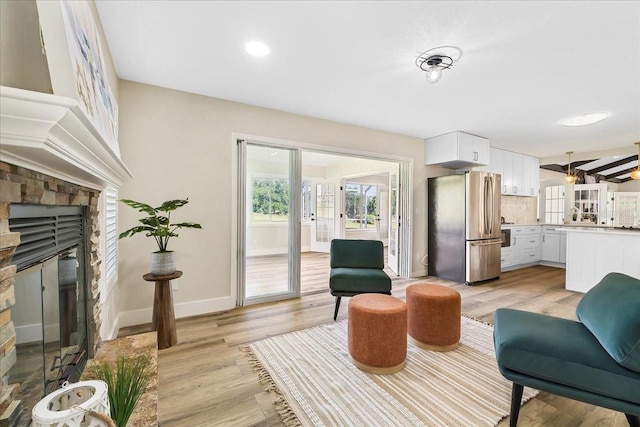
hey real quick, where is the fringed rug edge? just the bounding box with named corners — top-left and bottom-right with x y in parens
top-left (240, 345), bottom-right (303, 427)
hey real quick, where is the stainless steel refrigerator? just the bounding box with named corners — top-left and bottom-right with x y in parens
top-left (427, 171), bottom-right (501, 284)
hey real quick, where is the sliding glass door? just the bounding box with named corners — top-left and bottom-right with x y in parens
top-left (238, 141), bottom-right (301, 304)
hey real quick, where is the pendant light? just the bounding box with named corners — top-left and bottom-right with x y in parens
top-left (632, 142), bottom-right (640, 180)
top-left (564, 151), bottom-right (577, 184)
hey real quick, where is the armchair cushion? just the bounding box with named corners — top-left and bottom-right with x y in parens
top-left (330, 268), bottom-right (391, 294)
top-left (576, 272), bottom-right (640, 372)
top-left (494, 308), bottom-right (640, 405)
top-left (330, 239), bottom-right (384, 269)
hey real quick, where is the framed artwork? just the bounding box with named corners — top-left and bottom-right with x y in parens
top-left (60, 0), bottom-right (118, 147)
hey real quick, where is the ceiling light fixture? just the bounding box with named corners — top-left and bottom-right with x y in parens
top-left (631, 142), bottom-right (640, 180)
top-left (245, 41), bottom-right (270, 57)
top-left (559, 112), bottom-right (608, 127)
top-left (416, 54), bottom-right (454, 84)
top-left (564, 151), bottom-right (577, 184)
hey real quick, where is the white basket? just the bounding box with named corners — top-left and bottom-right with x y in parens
top-left (32, 381), bottom-right (110, 427)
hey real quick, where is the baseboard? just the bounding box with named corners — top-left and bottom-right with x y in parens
top-left (247, 248), bottom-right (288, 257)
top-left (538, 261), bottom-right (566, 269)
top-left (411, 269), bottom-right (428, 278)
top-left (15, 323), bottom-right (42, 345)
top-left (116, 295), bottom-right (236, 330)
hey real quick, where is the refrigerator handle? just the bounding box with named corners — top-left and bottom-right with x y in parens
top-left (484, 175), bottom-right (492, 236)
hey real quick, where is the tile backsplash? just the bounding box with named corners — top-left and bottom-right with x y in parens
top-left (501, 195), bottom-right (538, 224)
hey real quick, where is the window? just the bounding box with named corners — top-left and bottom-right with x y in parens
top-left (104, 187), bottom-right (118, 283)
top-left (345, 184), bottom-right (377, 229)
top-left (252, 178), bottom-right (289, 222)
top-left (543, 185), bottom-right (565, 224)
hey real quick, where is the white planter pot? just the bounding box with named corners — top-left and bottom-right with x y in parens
top-left (150, 251), bottom-right (176, 275)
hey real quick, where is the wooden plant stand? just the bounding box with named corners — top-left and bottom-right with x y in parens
top-left (143, 271), bottom-right (182, 349)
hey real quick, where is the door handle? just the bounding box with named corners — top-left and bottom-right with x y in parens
top-left (470, 240), bottom-right (502, 247)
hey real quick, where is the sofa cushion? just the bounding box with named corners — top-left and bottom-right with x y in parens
top-left (494, 308), bottom-right (640, 404)
top-left (329, 268), bottom-right (391, 294)
top-left (330, 239), bottom-right (385, 269)
top-left (576, 272), bottom-right (640, 372)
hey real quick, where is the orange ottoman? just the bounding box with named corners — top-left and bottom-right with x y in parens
top-left (406, 284), bottom-right (461, 351)
top-left (348, 294), bottom-right (407, 374)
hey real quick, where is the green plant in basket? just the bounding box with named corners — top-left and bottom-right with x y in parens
top-left (88, 355), bottom-right (153, 427)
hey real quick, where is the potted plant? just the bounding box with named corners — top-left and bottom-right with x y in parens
top-left (87, 355), bottom-right (153, 427)
top-left (118, 198), bottom-right (202, 275)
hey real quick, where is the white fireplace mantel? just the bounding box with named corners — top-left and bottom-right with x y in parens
top-left (0, 85), bottom-right (133, 189)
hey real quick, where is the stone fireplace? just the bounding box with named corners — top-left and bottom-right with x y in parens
top-left (0, 162), bottom-right (101, 426)
top-left (1, 85), bottom-right (131, 427)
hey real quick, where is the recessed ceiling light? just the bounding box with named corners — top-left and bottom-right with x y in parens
top-left (559, 112), bottom-right (608, 127)
top-left (245, 41), bottom-right (270, 57)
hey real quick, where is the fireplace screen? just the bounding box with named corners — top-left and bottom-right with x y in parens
top-left (8, 205), bottom-right (88, 427)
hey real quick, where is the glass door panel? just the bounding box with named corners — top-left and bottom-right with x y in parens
top-left (310, 182), bottom-right (335, 253)
top-left (244, 143), bottom-right (298, 301)
top-left (388, 172), bottom-right (399, 274)
top-left (377, 185), bottom-right (389, 244)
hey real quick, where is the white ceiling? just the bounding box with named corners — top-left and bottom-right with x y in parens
top-left (94, 1), bottom-right (640, 159)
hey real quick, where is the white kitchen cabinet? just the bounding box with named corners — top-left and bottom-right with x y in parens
top-left (565, 183), bottom-right (609, 225)
top-left (424, 131), bottom-right (489, 169)
top-left (559, 229), bottom-right (567, 263)
top-left (478, 148), bottom-right (539, 196)
top-left (500, 247), bottom-right (516, 269)
top-left (524, 155), bottom-right (540, 197)
top-left (502, 225), bottom-right (540, 271)
top-left (541, 226), bottom-right (561, 263)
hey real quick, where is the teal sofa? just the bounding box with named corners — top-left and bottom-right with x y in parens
top-left (494, 272), bottom-right (640, 427)
top-left (329, 239), bottom-right (391, 320)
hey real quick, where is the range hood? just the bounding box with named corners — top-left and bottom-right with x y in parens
top-left (0, 86), bottom-right (133, 189)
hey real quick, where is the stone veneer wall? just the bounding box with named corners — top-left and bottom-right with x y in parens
top-left (0, 161), bottom-right (102, 425)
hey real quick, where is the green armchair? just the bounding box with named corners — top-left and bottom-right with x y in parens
top-left (494, 273), bottom-right (640, 426)
top-left (329, 239), bottom-right (391, 320)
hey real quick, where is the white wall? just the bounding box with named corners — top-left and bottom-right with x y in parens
top-left (116, 80), bottom-right (440, 326)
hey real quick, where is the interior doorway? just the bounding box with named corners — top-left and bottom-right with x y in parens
top-left (236, 139), bottom-right (410, 305)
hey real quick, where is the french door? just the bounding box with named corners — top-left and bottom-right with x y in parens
top-left (387, 171), bottom-right (399, 275)
top-left (377, 184), bottom-right (389, 245)
top-left (310, 182), bottom-right (336, 252)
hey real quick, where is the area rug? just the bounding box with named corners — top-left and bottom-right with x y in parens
top-left (246, 317), bottom-right (538, 426)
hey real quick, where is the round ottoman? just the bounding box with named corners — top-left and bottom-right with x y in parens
top-left (406, 284), bottom-right (461, 351)
top-left (348, 294), bottom-right (407, 374)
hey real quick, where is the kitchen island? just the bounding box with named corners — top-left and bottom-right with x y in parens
top-left (565, 227), bottom-right (640, 293)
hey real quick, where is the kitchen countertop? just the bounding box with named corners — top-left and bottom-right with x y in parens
top-left (563, 226), bottom-right (640, 235)
top-left (501, 223), bottom-right (640, 235)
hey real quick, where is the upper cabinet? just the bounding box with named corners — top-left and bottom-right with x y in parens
top-left (424, 131), bottom-right (489, 169)
top-left (475, 147), bottom-right (539, 197)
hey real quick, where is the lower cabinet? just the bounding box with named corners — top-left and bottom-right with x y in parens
top-left (540, 226), bottom-right (568, 265)
top-left (541, 227), bottom-right (561, 262)
top-left (501, 226), bottom-right (541, 271)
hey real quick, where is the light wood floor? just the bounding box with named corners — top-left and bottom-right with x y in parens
top-left (121, 266), bottom-right (629, 426)
top-left (246, 250), bottom-right (395, 296)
